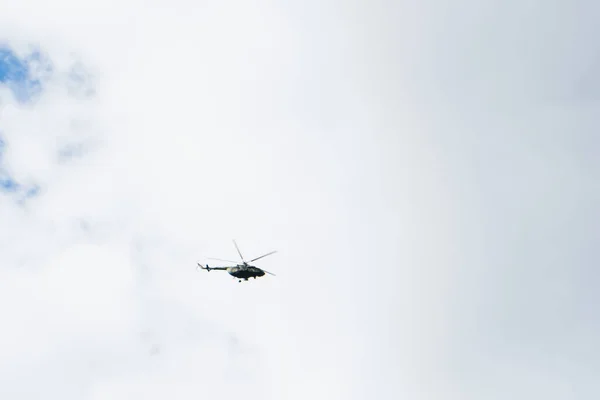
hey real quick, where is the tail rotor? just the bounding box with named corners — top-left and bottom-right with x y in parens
top-left (197, 263), bottom-right (212, 271)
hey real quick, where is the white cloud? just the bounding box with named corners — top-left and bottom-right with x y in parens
top-left (1, 1), bottom-right (598, 399)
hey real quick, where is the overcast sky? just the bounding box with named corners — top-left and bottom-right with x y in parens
top-left (0, 1), bottom-right (598, 399)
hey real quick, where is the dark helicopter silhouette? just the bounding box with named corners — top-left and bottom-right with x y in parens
top-left (197, 240), bottom-right (276, 282)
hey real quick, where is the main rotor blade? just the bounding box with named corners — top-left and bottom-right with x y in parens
top-left (262, 269), bottom-right (276, 276)
top-left (206, 257), bottom-right (238, 264)
top-left (233, 239), bottom-right (245, 262)
top-left (249, 250), bottom-right (277, 263)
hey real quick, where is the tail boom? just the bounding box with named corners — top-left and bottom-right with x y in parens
top-left (197, 263), bottom-right (228, 272)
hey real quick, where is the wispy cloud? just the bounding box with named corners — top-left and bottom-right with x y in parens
top-left (0, 1), bottom-right (598, 400)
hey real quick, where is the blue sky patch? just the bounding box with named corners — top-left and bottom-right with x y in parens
top-left (0, 46), bottom-right (47, 103)
top-left (0, 46), bottom-right (52, 201)
top-left (0, 135), bottom-right (19, 194)
top-left (0, 134), bottom-right (39, 200)
top-left (0, 45), bottom-right (93, 203)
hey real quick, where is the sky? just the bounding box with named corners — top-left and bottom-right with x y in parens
top-left (0, 1), bottom-right (598, 399)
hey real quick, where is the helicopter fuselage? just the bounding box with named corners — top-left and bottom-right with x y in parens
top-left (228, 265), bottom-right (265, 280)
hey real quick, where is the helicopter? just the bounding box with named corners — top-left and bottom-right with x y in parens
top-left (197, 240), bottom-right (277, 282)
